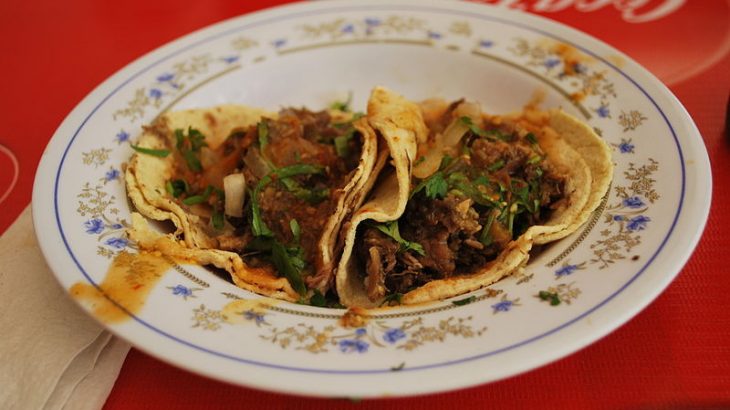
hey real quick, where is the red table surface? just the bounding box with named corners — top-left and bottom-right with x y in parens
top-left (1, 0), bottom-right (728, 408)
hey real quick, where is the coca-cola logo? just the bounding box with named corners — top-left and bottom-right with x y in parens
top-left (472, 0), bottom-right (686, 23)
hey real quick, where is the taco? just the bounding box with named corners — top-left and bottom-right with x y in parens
top-left (125, 102), bottom-right (380, 302)
top-left (336, 97), bottom-right (613, 307)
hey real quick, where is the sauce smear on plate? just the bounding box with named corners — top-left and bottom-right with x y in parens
top-left (70, 251), bottom-right (171, 323)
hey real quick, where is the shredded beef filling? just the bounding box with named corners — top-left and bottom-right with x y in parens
top-left (170, 108), bottom-right (363, 292)
top-left (356, 117), bottom-right (567, 300)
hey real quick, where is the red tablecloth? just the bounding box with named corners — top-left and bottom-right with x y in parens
top-left (2, 1), bottom-right (728, 408)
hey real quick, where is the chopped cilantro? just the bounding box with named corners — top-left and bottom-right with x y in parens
top-left (330, 91), bottom-right (353, 112)
top-left (511, 179), bottom-right (538, 215)
top-left (507, 207), bottom-right (516, 237)
top-left (271, 240), bottom-right (307, 295)
top-left (439, 155), bottom-right (454, 171)
top-left (452, 295), bottom-right (477, 306)
top-left (290, 219), bottom-right (301, 243)
top-left (280, 177), bottom-right (330, 204)
top-left (527, 155), bottom-right (542, 165)
top-left (182, 185), bottom-right (213, 206)
top-left (381, 293), bottom-right (404, 306)
top-left (182, 149), bottom-right (202, 172)
top-left (538, 290), bottom-right (561, 306)
top-left (525, 132), bottom-right (538, 145)
top-left (257, 120), bottom-right (269, 153)
top-left (250, 164), bottom-right (324, 237)
top-left (426, 173), bottom-right (449, 199)
top-left (165, 179), bottom-right (189, 198)
top-left (334, 128), bottom-right (356, 158)
top-left (487, 159), bottom-right (505, 172)
top-left (447, 173), bottom-right (502, 208)
top-left (374, 221), bottom-right (426, 256)
top-left (309, 289), bottom-right (327, 307)
top-left (459, 117), bottom-right (510, 141)
top-left (410, 155), bottom-right (455, 200)
top-left (211, 208), bottom-right (224, 230)
top-left (130, 144), bottom-right (170, 157)
top-left (479, 211), bottom-right (497, 246)
top-left (174, 127), bottom-right (208, 172)
top-left (473, 175), bottom-right (490, 186)
top-left (332, 112), bottom-right (364, 128)
top-left (247, 218), bottom-right (308, 296)
top-left (412, 172), bottom-right (448, 200)
top-left (187, 128), bottom-right (207, 150)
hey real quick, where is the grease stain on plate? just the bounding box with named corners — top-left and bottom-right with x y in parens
top-left (70, 251), bottom-right (171, 322)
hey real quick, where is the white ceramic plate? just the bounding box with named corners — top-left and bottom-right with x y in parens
top-left (32, 0), bottom-right (711, 398)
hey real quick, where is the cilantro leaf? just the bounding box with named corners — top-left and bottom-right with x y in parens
top-left (246, 226), bottom-right (308, 296)
top-left (309, 289), bottom-right (327, 307)
top-left (487, 159), bottom-right (505, 172)
top-left (538, 290), bottom-right (561, 306)
top-left (174, 127), bottom-right (208, 172)
top-left (182, 185), bottom-right (213, 206)
top-left (250, 164), bottom-right (324, 237)
top-left (425, 172), bottom-right (448, 199)
top-left (527, 155), bottom-right (542, 165)
top-left (165, 179), bottom-right (189, 198)
top-left (187, 127), bottom-right (207, 151)
top-left (334, 128), bottom-right (357, 158)
top-left (174, 129), bottom-right (185, 150)
top-left (374, 221), bottom-right (425, 256)
top-left (438, 155), bottom-right (454, 171)
top-left (411, 171), bottom-right (448, 200)
top-left (211, 208), bottom-right (224, 230)
top-left (380, 293), bottom-right (403, 306)
top-left (130, 144), bottom-right (170, 157)
top-left (257, 120), bottom-right (269, 153)
top-left (330, 92), bottom-right (353, 112)
top-left (452, 295), bottom-right (477, 306)
top-left (271, 240), bottom-right (307, 295)
top-left (290, 219), bottom-right (301, 243)
top-left (182, 149), bottom-right (202, 172)
top-left (447, 173), bottom-right (502, 208)
top-left (479, 211), bottom-right (497, 246)
top-left (459, 117), bottom-right (511, 141)
top-left (279, 176), bottom-right (329, 204)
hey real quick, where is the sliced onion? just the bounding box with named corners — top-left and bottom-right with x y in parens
top-left (412, 139), bottom-right (444, 179)
top-left (412, 101), bottom-right (483, 179)
top-left (242, 147), bottom-right (271, 179)
top-left (454, 101), bottom-right (482, 122)
top-left (419, 98), bottom-right (449, 128)
top-left (440, 119), bottom-right (469, 148)
top-left (199, 146), bottom-right (217, 171)
top-left (223, 173), bottom-right (246, 217)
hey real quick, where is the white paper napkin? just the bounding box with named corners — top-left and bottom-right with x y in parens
top-left (0, 207), bottom-right (130, 410)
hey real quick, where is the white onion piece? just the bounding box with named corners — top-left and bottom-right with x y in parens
top-left (199, 147), bottom-right (217, 171)
top-left (223, 173), bottom-right (246, 217)
top-left (243, 148), bottom-right (271, 179)
top-left (454, 101), bottom-right (482, 123)
top-left (412, 139), bottom-right (444, 179)
top-left (412, 101), bottom-right (483, 180)
top-left (440, 119), bottom-right (469, 147)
